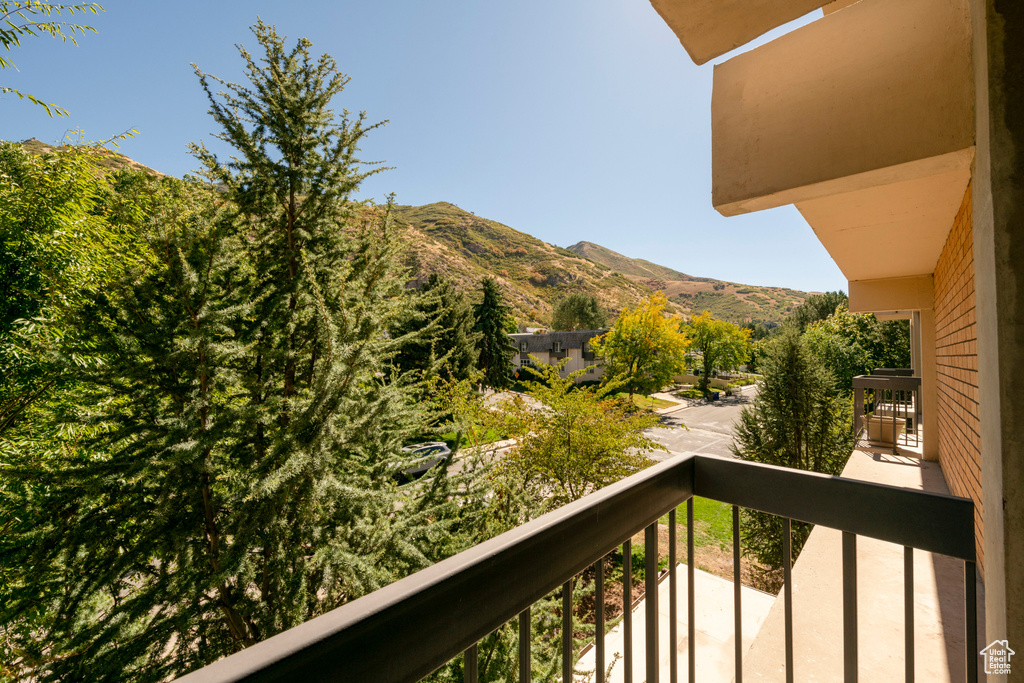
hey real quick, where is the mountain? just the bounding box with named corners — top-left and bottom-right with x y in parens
top-left (566, 241), bottom-right (706, 283)
top-left (20, 138), bottom-right (166, 177)
top-left (391, 203), bottom-right (651, 323)
top-left (13, 140), bottom-right (807, 325)
top-left (392, 205), bottom-right (808, 326)
top-left (565, 241), bottom-right (809, 325)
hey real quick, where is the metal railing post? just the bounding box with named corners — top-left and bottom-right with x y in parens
top-left (624, 539), bottom-right (633, 683)
top-left (465, 643), bottom-right (478, 683)
top-left (687, 499), bottom-right (695, 683)
top-left (669, 509), bottom-right (678, 683)
top-left (519, 608), bottom-right (531, 683)
top-left (842, 532), bottom-right (858, 683)
top-left (595, 558), bottom-right (605, 683)
top-left (904, 546), bottom-right (914, 682)
top-left (783, 518), bottom-right (794, 683)
top-left (966, 561), bottom-right (978, 683)
top-left (562, 579), bottom-right (573, 683)
top-left (733, 505), bottom-right (743, 683)
top-left (645, 522), bottom-right (659, 683)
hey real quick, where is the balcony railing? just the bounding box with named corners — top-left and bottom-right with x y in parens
top-left (177, 453), bottom-right (977, 683)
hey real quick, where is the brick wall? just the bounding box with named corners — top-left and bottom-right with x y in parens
top-left (933, 183), bottom-right (983, 572)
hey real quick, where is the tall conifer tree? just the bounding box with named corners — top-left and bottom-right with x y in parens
top-left (2, 23), bottom-right (453, 679)
top-left (188, 18), bottom-right (430, 642)
top-left (392, 274), bottom-right (480, 382)
top-left (473, 277), bottom-right (515, 389)
top-left (731, 328), bottom-right (854, 589)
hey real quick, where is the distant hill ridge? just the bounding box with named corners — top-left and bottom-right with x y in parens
top-left (564, 240), bottom-right (809, 324)
top-left (20, 138), bottom-right (166, 177)
top-left (390, 202), bottom-right (651, 323)
top-left (14, 141), bottom-right (809, 325)
top-left (566, 241), bottom-right (708, 282)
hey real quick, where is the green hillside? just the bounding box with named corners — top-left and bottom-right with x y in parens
top-left (567, 241), bottom-right (705, 282)
top-left (391, 203), bottom-right (652, 325)
top-left (14, 140), bottom-right (806, 326)
top-left (565, 240), bottom-right (809, 324)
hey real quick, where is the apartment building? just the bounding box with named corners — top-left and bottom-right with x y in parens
top-left (509, 330), bottom-right (605, 383)
top-left (645, 0), bottom-right (1021, 659)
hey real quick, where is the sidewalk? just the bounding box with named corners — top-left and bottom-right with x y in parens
top-left (651, 383), bottom-right (756, 416)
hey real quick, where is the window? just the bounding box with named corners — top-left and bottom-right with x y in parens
top-left (520, 342), bottom-right (528, 352)
top-left (553, 341), bottom-right (562, 352)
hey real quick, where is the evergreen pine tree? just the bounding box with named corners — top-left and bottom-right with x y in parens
top-left (473, 277), bottom-right (516, 389)
top-left (3, 23), bottom-right (457, 679)
top-left (188, 18), bottom-right (432, 644)
top-left (731, 328), bottom-right (854, 590)
top-left (393, 274), bottom-right (480, 382)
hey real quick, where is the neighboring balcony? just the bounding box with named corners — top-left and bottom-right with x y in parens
top-left (177, 452), bottom-right (978, 683)
top-left (853, 371), bottom-right (923, 455)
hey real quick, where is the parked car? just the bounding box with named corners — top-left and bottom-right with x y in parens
top-left (397, 442), bottom-right (451, 481)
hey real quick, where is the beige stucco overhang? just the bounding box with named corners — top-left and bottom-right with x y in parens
top-left (708, 0), bottom-right (973, 284)
top-left (848, 275), bottom-right (934, 314)
top-left (795, 162), bottom-right (972, 282)
top-left (647, 0), bottom-right (831, 65)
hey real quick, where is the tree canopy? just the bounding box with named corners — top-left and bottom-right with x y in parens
top-left (788, 290), bottom-right (848, 332)
top-left (684, 311), bottom-right (750, 395)
top-left (491, 359), bottom-right (662, 506)
top-left (0, 140), bottom-right (144, 441)
top-left (1, 1), bottom-right (103, 116)
top-left (591, 291), bottom-right (688, 398)
top-left (803, 302), bottom-right (911, 391)
top-left (392, 274), bottom-right (480, 383)
top-left (550, 292), bottom-right (606, 331)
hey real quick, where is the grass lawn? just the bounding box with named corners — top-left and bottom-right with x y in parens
top-left (660, 496), bottom-right (734, 550)
top-left (440, 428), bottom-right (502, 449)
top-left (614, 392), bottom-right (679, 411)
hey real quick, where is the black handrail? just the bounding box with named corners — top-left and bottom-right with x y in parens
top-left (176, 453), bottom-right (976, 683)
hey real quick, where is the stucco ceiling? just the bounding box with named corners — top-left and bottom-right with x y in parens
top-left (796, 166), bottom-right (972, 282)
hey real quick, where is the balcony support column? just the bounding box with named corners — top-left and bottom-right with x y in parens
top-left (971, 0), bottom-right (1024, 661)
top-left (919, 307), bottom-right (939, 461)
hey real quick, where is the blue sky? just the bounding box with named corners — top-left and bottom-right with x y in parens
top-left (2, 0), bottom-right (845, 293)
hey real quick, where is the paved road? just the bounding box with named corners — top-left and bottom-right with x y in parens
top-left (645, 387), bottom-right (755, 461)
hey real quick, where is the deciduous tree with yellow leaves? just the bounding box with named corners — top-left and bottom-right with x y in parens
top-left (591, 291), bottom-right (689, 399)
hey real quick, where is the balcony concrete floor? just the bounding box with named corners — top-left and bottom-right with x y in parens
top-left (576, 450), bottom-right (985, 682)
top-left (575, 563), bottom-right (775, 682)
top-left (741, 449), bottom-right (986, 682)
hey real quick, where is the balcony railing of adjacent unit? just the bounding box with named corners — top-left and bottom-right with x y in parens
top-left (177, 453), bottom-right (977, 683)
top-left (853, 373), bottom-right (922, 453)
